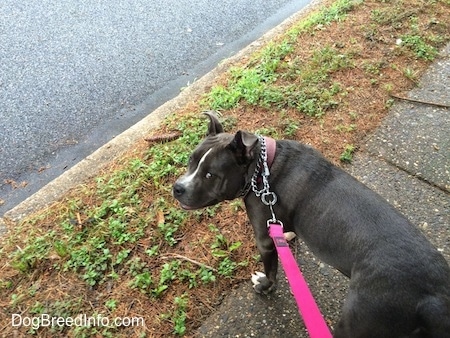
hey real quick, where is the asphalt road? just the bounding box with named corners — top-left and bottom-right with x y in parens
top-left (0, 0), bottom-right (312, 215)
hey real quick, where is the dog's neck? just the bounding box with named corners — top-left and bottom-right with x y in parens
top-left (239, 136), bottom-right (276, 197)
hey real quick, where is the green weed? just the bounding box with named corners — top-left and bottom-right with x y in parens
top-left (178, 268), bottom-right (198, 289)
top-left (335, 124), bottom-right (357, 133)
top-left (173, 294), bottom-right (189, 335)
top-left (400, 34), bottom-right (438, 60)
top-left (105, 299), bottom-right (118, 311)
top-left (288, 0), bottom-right (360, 36)
top-left (209, 224), bottom-right (245, 277)
top-left (161, 294), bottom-right (189, 335)
top-left (280, 118), bottom-right (300, 137)
top-left (159, 261), bottom-right (180, 286)
top-left (131, 271), bottom-right (153, 292)
top-left (198, 266), bottom-right (216, 284)
top-left (403, 67), bottom-right (419, 82)
top-left (10, 231), bottom-right (55, 273)
top-left (340, 144), bottom-right (356, 163)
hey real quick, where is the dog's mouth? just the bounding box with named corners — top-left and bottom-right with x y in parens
top-left (179, 202), bottom-right (196, 211)
top-left (176, 199), bottom-right (204, 210)
top-left (177, 198), bottom-right (219, 211)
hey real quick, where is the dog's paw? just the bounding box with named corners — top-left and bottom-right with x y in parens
top-left (284, 231), bottom-right (296, 241)
top-left (251, 271), bottom-right (273, 294)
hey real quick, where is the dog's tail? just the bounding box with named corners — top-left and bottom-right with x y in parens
top-left (416, 294), bottom-right (450, 338)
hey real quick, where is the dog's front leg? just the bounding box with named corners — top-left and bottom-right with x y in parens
top-left (246, 200), bottom-right (278, 294)
top-left (251, 234), bottom-right (278, 294)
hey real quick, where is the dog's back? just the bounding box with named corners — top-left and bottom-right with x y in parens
top-left (268, 141), bottom-right (450, 337)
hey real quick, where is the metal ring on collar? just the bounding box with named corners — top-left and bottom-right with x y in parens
top-left (261, 192), bottom-right (277, 206)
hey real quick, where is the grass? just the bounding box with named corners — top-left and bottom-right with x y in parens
top-left (1, 0), bottom-right (450, 336)
top-left (203, 0), bottom-right (359, 117)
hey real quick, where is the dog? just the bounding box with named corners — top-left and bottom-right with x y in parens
top-left (173, 111), bottom-right (450, 337)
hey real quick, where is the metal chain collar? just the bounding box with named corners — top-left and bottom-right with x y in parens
top-left (250, 135), bottom-right (280, 225)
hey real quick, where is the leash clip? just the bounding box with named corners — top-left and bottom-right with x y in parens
top-left (261, 192), bottom-right (279, 224)
top-left (267, 219), bottom-right (283, 229)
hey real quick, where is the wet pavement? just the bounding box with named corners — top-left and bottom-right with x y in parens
top-left (0, 0), bottom-right (312, 216)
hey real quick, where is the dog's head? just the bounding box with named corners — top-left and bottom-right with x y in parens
top-left (173, 112), bottom-right (259, 210)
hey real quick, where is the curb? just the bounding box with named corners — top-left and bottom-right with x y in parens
top-left (0, 0), bottom-right (323, 233)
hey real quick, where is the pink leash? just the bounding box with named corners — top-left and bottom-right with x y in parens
top-left (254, 137), bottom-right (332, 337)
top-left (268, 221), bottom-right (333, 338)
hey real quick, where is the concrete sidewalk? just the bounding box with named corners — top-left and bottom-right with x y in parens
top-left (195, 44), bottom-right (450, 337)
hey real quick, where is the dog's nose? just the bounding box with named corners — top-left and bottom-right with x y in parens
top-left (172, 182), bottom-right (185, 197)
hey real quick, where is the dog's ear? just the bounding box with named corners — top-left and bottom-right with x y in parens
top-left (203, 111), bottom-right (224, 136)
top-left (228, 130), bottom-right (259, 164)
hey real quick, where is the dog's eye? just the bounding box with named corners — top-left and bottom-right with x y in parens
top-left (205, 172), bottom-right (212, 179)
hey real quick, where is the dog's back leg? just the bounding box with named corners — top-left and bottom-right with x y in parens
top-left (416, 295), bottom-right (450, 338)
top-left (333, 289), bottom-right (418, 338)
top-left (333, 290), bottom-right (376, 338)
top-left (334, 292), bottom-right (450, 338)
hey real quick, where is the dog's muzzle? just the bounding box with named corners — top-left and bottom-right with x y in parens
top-left (172, 182), bottom-right (198, 210)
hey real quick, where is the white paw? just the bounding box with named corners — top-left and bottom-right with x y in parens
top-left (284, 231), bottom-right (296, 241)
top-left (251, 271), bottom-right (273, 294)
top-left (251, 271), bottom-right (266, 287)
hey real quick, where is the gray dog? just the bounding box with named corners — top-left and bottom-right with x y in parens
top-left (173, 112), bottom-right (450, 337)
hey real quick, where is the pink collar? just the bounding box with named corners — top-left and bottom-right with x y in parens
top-left (264, 137), bottom-right (276, 169)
